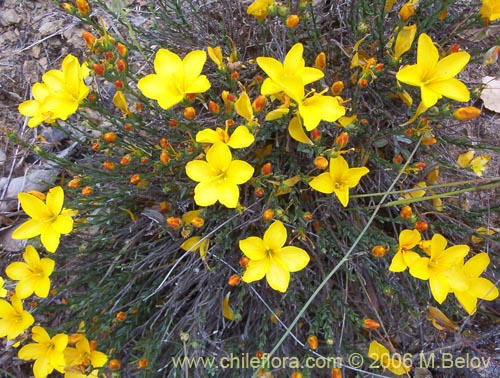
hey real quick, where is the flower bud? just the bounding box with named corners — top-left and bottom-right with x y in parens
top-left (76, 0), bottom-right (90, 15)
top-left (82, 31), bottom-right (96, 50)
top-left (331, 368), bottom-right (342, 378)
top-left (239, 256), bottom-right (250, 267)
top-left (166, 216), bottom-right (182, 229)
top-left (262, 209), bottom-right (275, 222)
top-left (208, 100), bottom-right (220, 114)
top-left (399, 2), bottom-right (415, 21)
top-left (307, 335), bottom-right (319, 350)
top-left (191, 216), bottom-right (204, 228)
top-left (314, 156), bottom-right (328, 170)
top-left (252, 95), bottom-right (266, 113)
top-left (68, 178), bottom-right (81, 188)
top-left (93, 63), bottom-right (104, 75)
top-left (371, 245), bottom-right (387, 257)
top-left (331, 81), bottom-right (344, 96)
top-left (103, 132), bottom-right (117, 143)
top-left (129, 174), bottom-right (141, 185)
top-left (114, 80), bottom-right (124, 89)
top-left (117, 42), bottom-right (128, 57)
top-left (315, 52), bottom-right (326, 71)
top-left (336, 131), bottom-right (349, 147)
top-left (116, 311), bottom-right (126, 321)
top-left (415, 220), bottom-right (428, 232)
top-left (261, 162), bottom-right (272, 175)
top-left (286, 14), bottom-right (300, 28)
top-left (362, 319), bottom-right (381, 329)
top-left (120, 156), bottom-right (130, 165)
top-left (310, 128), bottom-right (321, 141)
top-left (400, 205), bottom-right (412, 219)
top-left (454, 106), bottom-right (481, 121)
top-left (81, 186), bottom-right (93, 196)
top-left (137, 359), bottom-right (148, 369)
top-left (159, 138), bottom-right (169, 148)
top-left (109, 359), bottom-right (121, 371)
top-left (291, 373), bottom-right (303, 378)
top-left (183, 106), bottom-right (196, 120)
top-left (228, 274), bottom-right (240, 286)
top-left (103, 161), bottom-right (115, 171)
top-left (255, 188), bottom-right (264, 197)
top-left (115, 59), bottom-right (127, 72)
top-left (160, 151), bottom-right (170, 164)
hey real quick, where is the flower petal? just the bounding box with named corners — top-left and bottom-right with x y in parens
top-left (40, 225), bottom-right (61, 253)
top-left (421, 84), bottom-right (441, 108)
top-left (226, 160), bottom-right (254, 185)
top-left (196, 128), bottom-right (223, 144)
top-left (454, 291), bottom-right (477, 314)
top-left (409, 257), bottom-right (430, 280)
top-left (283, 43), bottom-right (305, 75)
top-left (52, 214), bottom-right (73, 235)
top-left (426, 78), bottom-right (470, 103)
top-left (239, 236), bottom-right (267, 260)
top-left (288, 116), bottom-right (313, 145)
top-left (46, 187), bottom-right (64, 216)
top-left (328, 156), bottom-right (350, 183)
top-left (344, 167), bottom-right (369, 188)
top-left (277, 246), bottom-right (310, 272)
top-left (429, 274), bottom-right (450, 304)
top-left (183, 50), bottom-right (209, 92)
top-left (12, 219), bottom-right (48, 240)
top-left (469, 277), bottom-right (499, 301)
top-left (389, 251), bottom-right (407, 272)
top-left (242, 258), bottom-right (269, 283)
top-left (309, 172), bottom-right (334, 194)
top-left (91, 350), bottom-right (109, 368)
top-left (417, 34), bottom-right (439, 79)
top-left (234, 92), bottom-right (253, 122)
top-left (186, 160), bottom-right (216, 183)
top-left (463, 253), bottom-right (490, 279)
top-left (396, 64), bottom-right (422, 87)
top-left (227, 126), bottom-right (255, 149)
top-left (216, 182), bottom-right (240, 208)
top-left (193, 180), bottom-right (218, 207)
top-left (5, 262), bottom-right (30, 281)
top-left (154, 48), bottom-right (182, 80)
top-left (18, 193), bottom-right (50, 220)
top-left (206, 143), bottom-right (231, 172)
top-left (434, 51), bottom-right (470, 80)
top-left (333, 186), bottom-right (350, 207)
top-left (266, 256), bottom-right (290, 292)
top-left (263, 221), bottom-right (287, 251)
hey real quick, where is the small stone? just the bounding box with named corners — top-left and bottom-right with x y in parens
top-left (0, 9), bottom-right (22, 26)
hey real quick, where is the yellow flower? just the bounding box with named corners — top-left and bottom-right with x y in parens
top-left (0, 294), bottom-right (35, 340)
top-left (18, 326), bottom-right (68, 378)
top-left (247, 0), bottom-right (274, 22)
top-left (196, 125), bottom-right (254, 149)
top-left (396, 33), bottom-right (470, 108)
top-left (453, 253), bottom-right (499, 314)
top-left (5, 245), bottom-right (54, 299)
top-left (18, 55), bottom-right (90, 127)
top-left (409, 233), bottom-right (469, 304)
top-left (309, 155), bottom-right (369, 207)
top-left (240, 220), bottom-right (310, 293)
top-left (457, 151), bottom-right (490, 176)
top-left (180, 236), bottom-right (210, 260)
top-left (403, 181), bottom-right (426, 199)
top-left (471, 226), bottom-right (497, 244)
top-left (389, 229), bottom-right (421, 272)
top-left (64, 334), bottom-right (108, 372)
top-left (454, 106), bottom-right (481, 121)
top-left (12, 186), bottom-right (75, 253)
top-left (368, 341), bottom-right (410, 376)
top-left (137, 48), bottom-right (211, 110)
top-left (297, 91), bottom-right (346, 131)
top-left (185, 143), bottom-right (254, 208)
top-left (257, 43), bottom-right (324, 103)
top-left (480, 0), bottom-right (500, 21)
top-left (0, 277), bottom-right (6, 297)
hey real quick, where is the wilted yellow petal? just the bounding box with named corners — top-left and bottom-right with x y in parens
top-left (457, 150), bottom-right (474, 168)
top-left (222, 292), bottom-right (235, 320)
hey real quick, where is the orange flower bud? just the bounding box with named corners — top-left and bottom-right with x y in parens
top-left (185, 93), bottom-right (195, 101)
top-left (331, 81), bottom-right (344, 95)
top-left (68, 178), bottom-right (81, 188)
top-left (116, 311), bottom-right (126, 321)
top-left (76, 0), bottom-right (90, 15)
top-left (191, 216), bottom-right (205, 228)
top-left (371, 245), bottom-right (386, 257)
top-left (160, 151), bottom-right (170, 164)
top-left (399, 3), bottom-right (415, 21)
top-left (291, 373), bottom-right (303, 378)
top-left (89, 340), bottom-right (98, 350)
top-left (114, 79), bottom-right (124, 89)
top-left (375, 63), bottom-right (384, 72)
top-left (454, 106), bottom-right (481, 121)
top-left (115, 59), bottom-right (127, 72)
top-left (166, 216), bottom-right (182, 229)
top-left (208, 100), bottom-right (220, 114)
top-left (231, 71), bottom-right (239, 80)
top-left (129, 174), bottom-right (141, 185)
top-left (415, 220), bottom-right (428, 232)
top-left (314, 156), bottom-right (329, 170)
top-left (104, 52), bottom-right (114, 60)
top-left (415, 162), bottom-right (426, 170)
top-left (393, 154), bottom-right (403, 164)
top-left (255, 187), bottom-right (264, 197)
top-left (262, 209), bottom-right (275, 221)
top-left (255, 75), bottom-right (263, 83)
top-left (304, 212), bottom-right (312, 221)
top-left (362, 319), bottom-right (381, 329)
top-left (358, 78), bottom-right (368, 88)
top-left (137, 358), bottom-right (148, 369)
top-left (422, 136), bottom-right (437, 146)
top-left (315, 52), bottom-right (326, 71)
top-left (405, 128), bottom-right (413, 137)
top-left (81, 186), bottom-right (93, 196)
top-left (239, 256), bottom-right (250, 267)
top-left (82, 31), bottom-right (96, 49)
top-left (261, 162), bottom-right (272, 175)
top-left (286, 14), bottom-right (300, 28)
top-left (61, 2), bottom-right (74, 12)
top-left (68, 333), bottom-right (83, 345)
top-left (228, 274), bottom-right (240, 286)
top-left (256, 351), bottom-right (264, 358)
top-left (183, 106), bottom-right (196, 120)
top-left (140, 157), bottom-right (148, 164)
top-left (123, 123), bottom-right (131, 131)
top-left (93, 63), bottom-right (104, 75)
top-left (336, 131), bottom-right (349, 147)
top-left (103, 161), bottom-right (115, 171)
top-left (169, 119), bottom-right (178, 128)
top-left (310, 128), bottom-right (321, 141)
top-left (400, 205), bottom-right (412, 219)
top-left (307, 335), bottom-right (319, 350)
top-left (103, 132), bottom-right (117, 143)
top-left (331, 368), bottom-right (342, 378)
top-left (252, 95), bottom-right (267, 113)
top-left (226, 119), bottom-right (235, 128)
top-left (119, 156), bottom-right (130, 166)
top-left (450, 43), bottom-right (461, 53)
top-left (360, 118), bottom-right (369, 126)
top-left (117, 42), bottom-right (128, 57)
top-left (136, 103), bottom-right (143, 111)
top-left (109, 359), bottom-right (121, 370)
